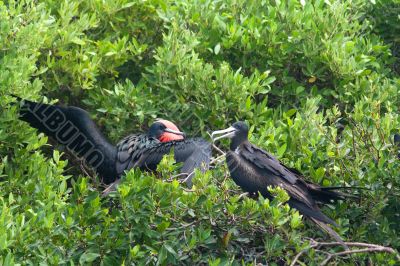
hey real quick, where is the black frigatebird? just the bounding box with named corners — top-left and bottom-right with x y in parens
top-left (13, 96), bottom-right (211, 186)
top-left (211, 121), bottom-right (354, 242)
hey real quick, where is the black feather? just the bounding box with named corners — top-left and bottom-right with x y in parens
top-left (214, 121), bottom-right (357, 241)
top-left (117, 136), bottom-right (211, 187)
top-left (14, 96), bottom-right (117, 183)
top-left (13, 96), bottom-right (212, 186)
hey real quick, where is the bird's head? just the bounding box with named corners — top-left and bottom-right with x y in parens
top-left (148, 119), bottom-right (185, 142)
top-left (211, 121), bottom-right (249, 150)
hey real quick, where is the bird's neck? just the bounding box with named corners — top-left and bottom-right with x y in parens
top-left (230, 138), bottom-right (247, 151)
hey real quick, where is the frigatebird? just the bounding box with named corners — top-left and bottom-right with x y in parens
top-left (13, 96), bottom-right (211, 185)
top-left (211, 121), bottom-right (354, 242)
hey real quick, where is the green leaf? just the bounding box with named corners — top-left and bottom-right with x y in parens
top-left (130, 245), bottom-right (140, 257)
top-left (290, 212), bottom-right (302, 229)
top-left (0, 234), bottom-right (8, 250)
top-left (246, 97), bottom-right (251, 110)
top-left (277, 143), bottom-right (287, 157)
top-left (71, 37), bottom-right (86, 45)
top-left (296, 86), bottom-right (305, 94)
top-left (264, 76), bottom-right (276, 85)
top-left (285, 109), bottom-right (297, 117)
top-left (157, 221), bottom-right (170, 232)
top-left (158, 246), bottom-right (167, 264)
top-left (214, 43), bottom-right (221, 55)
top-left (164, 244), bottom-right (178, 257)
top-left (121, 2), bottom-right (135, 9)
top-left (105, 51), bottom-right (116, 57)
top-left (315, 167), bottom-right (326, 179)
top-left (79, 252), bottom-right (100, 264)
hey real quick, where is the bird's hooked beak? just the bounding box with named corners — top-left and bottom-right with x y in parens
top-left (164, 128), bottom-right (186, 138)
top-left (211, 126), bottom-right (237, 142)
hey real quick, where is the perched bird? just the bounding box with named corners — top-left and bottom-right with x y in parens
top-left (395, 134), bottom-right (400, 159)
top-left (13, 96), bottom-right (211, 185)
top-left (212, 121), bottom-right (354, 242)
top-left (115, 122), bottom-right (211, 187)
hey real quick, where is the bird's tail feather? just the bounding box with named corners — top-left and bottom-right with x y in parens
top-left (310, 217), bottom-right (349, 250)
top-left (307, 184), bottom-right (361, 203)
top-left (320, 186), bottom-right (366, 190)
top-left (289, 200), bottom-right (338, 227)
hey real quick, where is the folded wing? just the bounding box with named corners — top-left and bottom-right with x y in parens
top-left (237, 142), bottom-right (338, 225)
top-left (116, 137), bottom-right (211, 186)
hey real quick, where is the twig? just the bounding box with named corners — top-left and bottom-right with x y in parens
top-left (179, 171), bottom-right (194, 184)
top-left (166, 172), bottom-right (188, 182)
top-left (207, 131), bottom-right (226, 156)
top-left (238, 192), bottom-right (249, 199)
top-left (166, 221), bottom-right (197, 230)
top-left (350, 125), bottom-right (358, 158)
top-left (290, 240), bottom-right (400, 266)
top-left (80, 160), bottom-right (92, 178)
top-left (80, 159), bottom-right (101, 189)
top-left (320, 247), bottom-right (400, 265)
top-left (212, 144), bottom-right (226, 156)
top-left (209, 154), bottom-right (226, 165)
top-left (290, 241), bottom-right (319, 266)
top-left (349, 118), bottom-right (379, 162)
top-left (182, 188), bottom-right (195, 192)
top-left (101, 179), bottom-right (121, 197)
top-left (317, 242), bottom-right (398, 249)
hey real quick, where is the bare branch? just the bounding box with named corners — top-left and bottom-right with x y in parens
top-left (101, 179), bottom-right (121, 197)
top-left (209, 154), bottom-right (226, 165)
top-left (182, 188), bottom-right (195, 192)
top-left (290, 244), bottom-right (318, 266)
top-left (166, 172), bottom-right (188, 182)
top-left (179, 171), bottom-right (194, 184)
top-left (320, 247), bottom-right (400, 266)
top-left (212, 144), bottom-right (226, 156)
top-left (238, 192), bottom-right (250, 199)
top-left (290, 240), bottom-right (400, 266)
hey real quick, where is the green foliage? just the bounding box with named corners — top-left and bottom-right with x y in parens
top-left (158, 0), bottom-right (396, 107)
top-left (368, 0), bottom-right (400, 74)
top-left (0, 0), bottom-right (399, 264)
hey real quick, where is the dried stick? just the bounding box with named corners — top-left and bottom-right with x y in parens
top-left (320, 246), bottom-right (400, 265)
top-left (166, 172), bottom-right (188, 182)
top-left (212, 144), bottom-right (226, 156)
top-left (238, 192), bottom-right (249, 199)
top-left (290, 240), bottom-right (400, 266)
top-left (290, 241), bottom-right (319, 266)
top-left (209, 154), bottom-right (226, 165)
top-left (179, 171), bottom-right (194, 184)
top-left (101, 179), bottom-right (121, 197)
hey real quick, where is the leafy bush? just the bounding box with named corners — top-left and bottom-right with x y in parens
top-left (0, 0), bottom-right (399, 265)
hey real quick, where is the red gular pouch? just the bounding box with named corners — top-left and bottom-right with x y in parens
top-left (157, 119), bottom-right (185, 142)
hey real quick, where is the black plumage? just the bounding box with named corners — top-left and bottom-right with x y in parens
top-left (116, 134), bottom-right (211, 185)
top-left (13, 96), bottom-right (211, 185)
top-left (395, 134), bottom-right (400, 159)
top-left (212, 121), bottom-right (354, 241)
